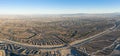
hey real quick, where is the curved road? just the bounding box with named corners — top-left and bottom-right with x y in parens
top-left (0, 20), bottom-right (119, 51)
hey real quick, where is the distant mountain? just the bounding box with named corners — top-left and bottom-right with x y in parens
top-left (58, 12), bottom-right (120, 18)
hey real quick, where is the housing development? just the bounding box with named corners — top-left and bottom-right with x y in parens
top-left (0, 14), bottom-right (120, 56)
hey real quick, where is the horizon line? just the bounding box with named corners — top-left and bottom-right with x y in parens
top-left (0, 12), bottom-right (119, 15)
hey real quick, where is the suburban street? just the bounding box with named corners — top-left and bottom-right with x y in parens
top-left (0, 20), bottom-right (119, 51)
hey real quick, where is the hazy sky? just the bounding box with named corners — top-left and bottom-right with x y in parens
top-left (0, 0), bottom-right (120, 14)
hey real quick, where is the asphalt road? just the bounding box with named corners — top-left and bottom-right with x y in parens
top-left (0, 20), bottom-right (119, 51)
